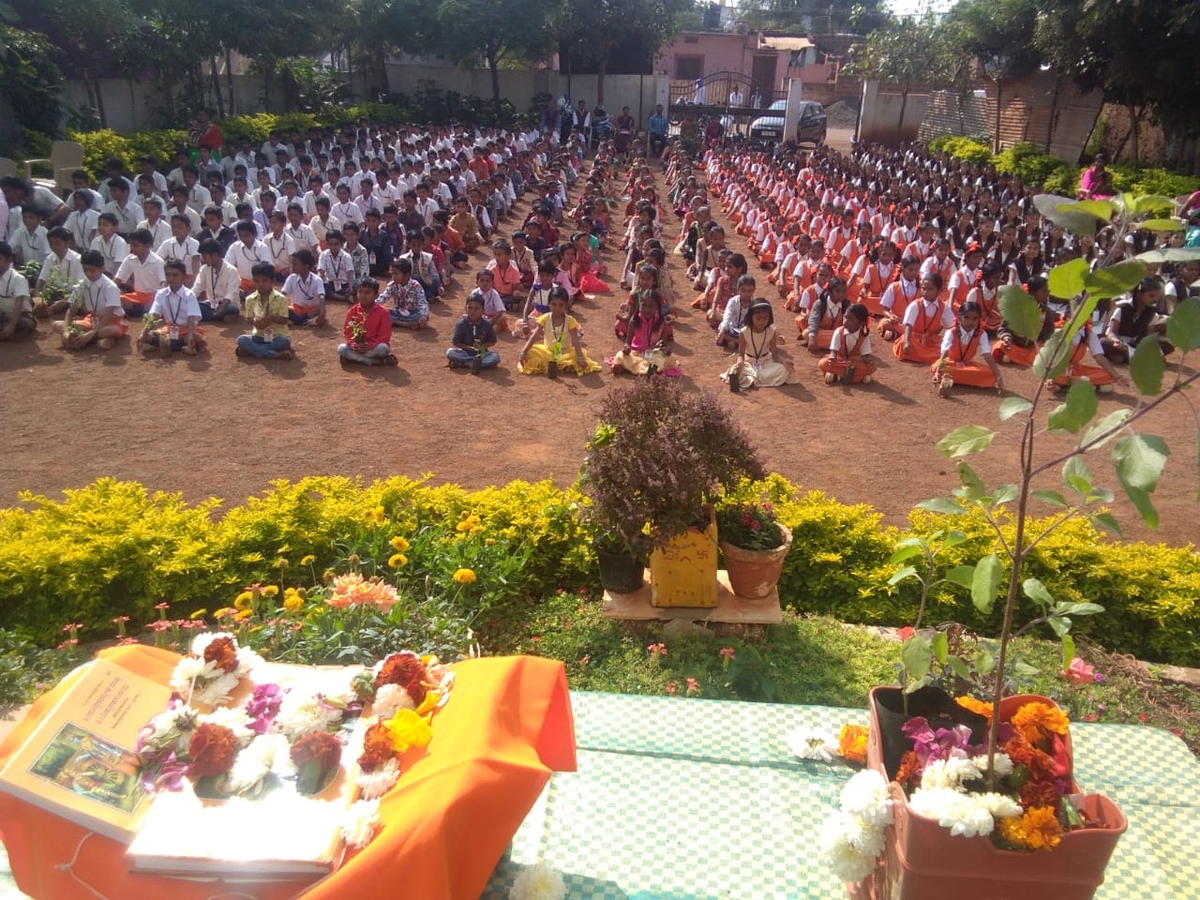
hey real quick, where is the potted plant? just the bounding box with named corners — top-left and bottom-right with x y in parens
top-left (715, 500), bottom-right (792, 599)
top-left (580, 379), bottom-right (764, 601)
top-left (824, 192), bottom-right (1200, 898)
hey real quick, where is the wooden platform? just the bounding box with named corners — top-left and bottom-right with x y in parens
top-left (601, 570), bottom-right (783, 624)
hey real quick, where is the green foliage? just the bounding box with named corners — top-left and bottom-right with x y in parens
top-left (928, 135), bottom-right (993, 164)
top-left (1106, 163), bottom-right (1200, 199)
top-left (0, 629), bottom-right (83, 706)
top-left (0, 24), bottom-right (64, 140)
top-left (992, 142), bottom-right (1076, 191)
top-left (714, 501), bottom-right (785, 550)
top-left (67, 128), bottom-right (188, 181)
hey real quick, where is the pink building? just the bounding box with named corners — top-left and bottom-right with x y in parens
top-left (656, 30), bottom-right (816, 100)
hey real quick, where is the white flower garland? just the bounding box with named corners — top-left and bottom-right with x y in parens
top-left (510, 863), bottom-right (567, 900)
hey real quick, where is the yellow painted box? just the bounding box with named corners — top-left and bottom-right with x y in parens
top-left (649, 516), bottom-right (719, 608)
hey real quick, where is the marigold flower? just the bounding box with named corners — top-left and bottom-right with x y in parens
top-left (375, 652), bottom-right (428, 705)
top-left (283, 593), bottom-right (304, 614)
top-left (190, 609), bottom-right (208, 619)
top-left (838, 724), bottom-right (869, 765)
top-left (234, 591), bottom-right (254, 611)
top-left (390, 536), bottom-right (410, 552)
top-left (452, 568), bottom-right (477, 584)
top-left (358, 722), bottom-right (396, 772)
top-left (290, 731), bottom-right (343, 795)
top-left (388, 553), bottom-right (408, 569)
top-left (895, 750), bottom-right (919, 786)
top-left (262, 585), bottom-right (279, 598)
top-left (202, 635), bottom-right (238, 673)
top-left (955, 696), bottom-right (994, 720)
top-left (1011, 702), bottom-right (1070, 745)
top-left (384, 708), bottom-right (432, 751)
top-left (187, 723), bottom-right (239, 778)
top-left (998, 806), bottom-right (1062, 851)
top-left (300, 554), bottom-right (316, 566)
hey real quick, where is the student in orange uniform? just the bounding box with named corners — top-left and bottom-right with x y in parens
top-left (819, 302), bottom-right (877, 385)
top-left (893, 273), bottom-right (954, 364)
top-left (804, 276), bottom-right (851, 352)
top-left (992, 274), bottom-right (1058, 367)
top-left (964, 261), bottom-right (1004, 334)
top-left (853, 239), bottom-right (898, 311)
top-left (878, 255), bottom-right (922, 340)
top-left (932, 300), bottom-right (1005, 397)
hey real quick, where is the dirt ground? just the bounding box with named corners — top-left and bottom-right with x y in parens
top-left (0, 136), bottom-right (1196, 546)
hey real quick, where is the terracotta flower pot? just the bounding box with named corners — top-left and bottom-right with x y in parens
top-left (719, 525), bottom-right (792, 599)
top-left (855, 686), bottom-right (1127, 900)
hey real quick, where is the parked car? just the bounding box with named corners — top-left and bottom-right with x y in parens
top-left (749, 100), bottom-right (827, 146)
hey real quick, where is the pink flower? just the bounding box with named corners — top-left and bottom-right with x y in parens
top-left (897, 626), bottom-right (915, 641)
top-left (740, 513), bottom-right (752, 526)
top-left (762, 502), bottom-right (773, 512)
top-left (719, 647), bottom-right (735, 661)
top-left (750, 520), bottom-right (761, 531)
top-left (666, 681), bottom-right (678, 696)
top-left (1062, 657), bottom-right (1095, 684)
top-left (686, 677), bottom-right (700, 695)
top-left (154, 602), bottom-right (170, 610)
top-left (647, 643), bottom-right (667, 658)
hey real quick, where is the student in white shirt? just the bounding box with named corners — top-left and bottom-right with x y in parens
top-left (225, 221), bottom-right (273, 290)
top-left (136, 260), bottom-right (204, 355)
top-left (263, 211), bottom-right (295, 276)
top-left (194, 238), bottom-right (241, 322)
top-left (114, 229), bottom-right (167, 316)
top-left (181, 167), bottom-right (213, 215)
top-left (206, 184), bottom-right (238, 227)
top-left (102, 180), bottom-right (144, 240)
top-left (137, 156), bottom-right (169, 198)
top-left (330, 184), bottom-right (364, 228)
top-left (318, 229), bottom-right (354, 302)
top-left (284, 204), bottom-right (319, 255)
top-left (157, 215), bottom-right (201, 287)
top-left (138, 198), bottom-right (173, 248)
top-left (282, 248), bottom-right (326, 326)
top-left (309, 197), bottom-right (340, 249)
top-left (354, 178), bottom-right (382, 219)
top-left (55, 249), bottom-right (128, 350)
top-left (90, 213), bottom-right (129, 277)
top-left (35, 227), bottom-right (84, 316)
top-left (0, 241), bottom-right (35, 340)
top-left (165, 186), bottom-right (204, 235)
top-left (10, 209), bottom-right (51, 267)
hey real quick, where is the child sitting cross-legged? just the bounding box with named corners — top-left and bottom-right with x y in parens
top-left (517, 285), bottom-right (600, 376)
top-left (194, 239), bottom-right (241, 323)
top-left (607, 288), bottom-right (680, 377)
top-left (0, 242), bottom-right (36, 341)
top-left (818, 302), bottom-right (877, 385)
top-left (473, 270), bottom-right (507, 332)
top-left (54, 249), bottom-right (129, 351)
top-left (932, 300), bottom-right (1005, 398)
top-left (338, 277), bottom-right (396, 367)
top-left (235, 261), bottom-right (293, 361)
top-left (282, 249), bottom-right (326, 326)
top-left (136, 259), bottom-right (204, 357)
top-left (381, 258), bottom-right (428, 330)
top-left (446, 292), bottom-right (500, 371)
top-left (721, 299), bottom-right (798, 390)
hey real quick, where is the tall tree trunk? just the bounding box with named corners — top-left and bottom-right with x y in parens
top-left (210, 58), bottom-right (225, 118)
top-left (897, 84), bottom-right (908, 145)
top-left (487, 46), bottom-right (502, 122)
top-left (1044, 74), bottom-right (1061, 155)
top-left (163, 69), bottom-right (177, 125)
top-left (128, 78), bottom-right (138, 130)
top-left (1130, 103), bottom-right (1143, 162)
top-left (86, 73), bottom-right (108, 129)
top-left (992, 77), bottom-right (1002, 154)
top-left (596, 46), bottom-right (610, 106)
top-left (226, 50), bottom-right (235, 116)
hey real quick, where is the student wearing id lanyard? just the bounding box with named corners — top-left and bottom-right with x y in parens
top-left (0, 242), bottom-right (36, 341)
top-left (34, 227), bottom-right (84, 318)
top-left (157, 215), bottom-right (201, 287)
top-left (89, 213), bottom-right (128, 277)
top-left (66, 191), bottom-right (101, 251)
top-left (236, 261), bottom-right (293, 361)
top-left (137, 259), bottom-right (204, 356)
top-left (54, 249), bottom-right (129, 350)
top-left (194, 239), bottom-right (241, 323)
top-left (224, 220), bottom-right (272, 293)
top-left (114, 229), bottom-right (167, 317)
top-left (282, 250), bottom-right (326, 326)
top-left (318, 230), bottom-right (354, 303)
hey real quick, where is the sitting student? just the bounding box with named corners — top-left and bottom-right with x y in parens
top-left (878, 255), bottom-right (923, 340)
top-left (932, 300), bottom-right (1005, 398)
top-left (310, 196), bottom-right (340, 251)
top-left (381, 258), bottom-right (428, 329)
top-left (893, 273), bottom-right (955, 364)
top-left (338, 277), bottom-right (396, 367)
top-left (342, 221), bottom-right (370, 288)
top-left (510, 230), bottom-right (535, 285)
top-left (35, 227), bottom-right (84, 318)
top-left (263, 210), bottom-right (295, 277)
top-left (198, 206), bottom-right (236, 254)
top-left (449, 196), bottom-right (483, 252)
top-left (225, 221), bottom-right (272, 293)
top-left (194, 238), bottom-right (241, 323)
top-left (139, 197), bottom-right (172, 248)
top-left (90, 212), bottom-right (128, 277)
top-left (10, 208), bottom-right (50, 268)
top-left (102, 178), bottom-right (143, 240)
top-left (717, 274), bottom-right (756, 351)
top-left (282, 249), bottom-right (326, 326)
top-left (486, 239), bottom-right (526, 309)
top-left (54, 249), bottom-right (128, 350)
top-left (805, 277), bottom-right (851, 353)
top-left (166, 185), bottom-right (204, 236)
top-left (964, 261), bottom-right (1005, 334)
top-left (518, 285), bottom-right (600, 376)
top-left (318, 230), bottom-right (355, 303)
top-left (522, 259), bottom-right (561, 326)
top-left (136, 259), bottom-right (203, 356)
top-left (722, 299), bottom-right (798, 390)
top-left (1103, 276), bottom-right (1169, 364)
top-left (403, 231), bottom-right (442, 302)
top-left (819, 302), bottom-right (877, 385)
top-left (0, 242), bottom-right (36, 341)
top-left (65, 190), bottom-right (100, 250)
top-left (472, 272), bottom-right (507, 332)
top-left (607, 289), bottom-right (679, 376)
top-left (1054, 318), bottom-right (1126, 394)
top-left (993, 274), bottom-right (1057, 366)
top-left (157, 214), bottom-right (200, 287)
top-left (446, 292), bottom-right (500, 370)
top-left (284, 203), bottom-right (319, 255)
top-left (235, 262), bottom-right (293, 360)
top-left (359, 209), bottom-right (393, 278)
top-left (114, 229), bottom-right (166, 316)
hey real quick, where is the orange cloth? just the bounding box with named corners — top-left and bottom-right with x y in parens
top-left (934, 360), bottom-right (997, 388)
top-left (893, 333), bottom-right (942, 364)
top-left (993, 341), bottom-right (1039, 367)
top-left (0, 646), bottom-right (576, 900)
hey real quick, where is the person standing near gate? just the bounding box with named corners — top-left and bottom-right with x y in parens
top-left (729, 87), bottom-right (743, 107)
top-left (648, 105), bottom-right (669, 160)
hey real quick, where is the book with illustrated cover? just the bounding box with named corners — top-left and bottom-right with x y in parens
top-left (0, 658), bottom-right (174, 843)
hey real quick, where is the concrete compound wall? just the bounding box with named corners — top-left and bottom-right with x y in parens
top-left (62, 75), bottom-right (280, 133)
top-left (917, 90), bottom-right (990, 143)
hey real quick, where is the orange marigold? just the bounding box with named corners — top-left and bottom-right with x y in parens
top-left (358, 722), bottom-right (396, 772)
top-left (838, 724), bottom-right (869, 765)
top-left (290, 731), bottom-right (342, 771)
top-left (895, 750), bottom-right (919, 788)
top-left (187, 723), bottom-right (239, 778)
top-left (1010, 702), bottom-right (1070, 745)
top-left (1018, 806), bottom-right (1063, 850)
top-left (375, 651), bottom-right (428, 705)
top-left (202, 636), bottom-right (238, 673)
top-left (955, 695), bottom-right (994, 720)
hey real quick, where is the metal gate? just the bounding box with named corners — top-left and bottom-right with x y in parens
top-left (667, 71), bottom-right (786, 125)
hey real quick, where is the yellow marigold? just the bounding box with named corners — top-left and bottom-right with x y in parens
top-left (385, 708), bottom-right (433, 751)
top-left (299, 554), bottom-right (316, 566)
top-left (452, 568), bottom-right (477, 585)
top-left (283, 593), bottom-right (304, 614)
top-left (234, 592), bottom-right (254, 611)
top-left (485, 538), bottom-right (496, 546)
top-left (956, 696), bottom-right (994, 720)
top-left (1000, 806), bottom-right (1062, 851)
top-left (838, 724), bottom-right (869, 765)
top-left (455, 521), bottom-right (471, 534)
top-left (1011, 702), bottom-right (1070, 744)
top-left (213, 607), bottom-right (236, 619)
top-left (390, 536), bottom-right (410, 552)
top-left (236, 609), bottom-right (253, 621)
top-left (366, 506), bottom-right (386, 524)
top-left (388, 553), bottom-right (408, 569)
top-left (262, 585), bottom-right (279, 598)
top-left (190, 608), bottom-right (208, 619)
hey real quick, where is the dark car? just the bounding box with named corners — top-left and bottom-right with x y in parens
top-left (749, 100), bottom-right (827, 146)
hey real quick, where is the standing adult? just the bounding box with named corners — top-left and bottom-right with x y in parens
top-left (728, 87), bottom-right (744, 107)
top-left (188, 108), bottom-right (224, 158)
top-left (614, 106), bottom-right (635, 156)
top-left (648, 104), bottom-right (669, 159)
top-left (558, 99), bottom-right (575, 146)
top-left (0, 176), bottom-right (69, 227)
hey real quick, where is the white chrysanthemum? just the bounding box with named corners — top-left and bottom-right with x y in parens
top-left (972, 752), bottom-right (1014, 779)
top-left (169, 656), bottom-right (210, 697)
top-left (356, 758), bottom-right (401, 800)
top-left (191, 631), bottom-right (236, 657)
top-left (919, 751), bottom-right (982, 792)
top-left (819, 812), bottom-right (882, 882)
top-left (786, 727), bottom-right (838, 762)
top-left (277, 693), bottom-right (342, 741)
top-left (510, 863), bottom-right (567, 900)
top-left (340, 799), bottom-right (381, 850)
top-left (235, 647), bottom-right (264, 676)
top-left (191, 670), bottom-right (240, 707)
top-left (976, 791), bottom-right (1022, 820)
top-left (198, 706), bottom-right (254, 744)
top-left (909, 788), bottom-right (996, 838)
top-left (839, 769), bottom-right (894, 827)
top-left (224, 735), bottom-right (275, 795)
top-left (372, 683), bottom-right (416, 720)
top-left (141, 706), bottom-right (197, 754)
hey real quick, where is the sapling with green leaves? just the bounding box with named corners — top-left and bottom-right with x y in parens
top-left (893, 192), bottom-right (1200, 787)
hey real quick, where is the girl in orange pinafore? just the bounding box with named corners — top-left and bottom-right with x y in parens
top-left (1053, 318), bottom-right (1125, 393)
top-left (931, 301), bottom-right (1006, 397)
top-left (853, 240), bottom-right (898, 310)
top-left (993, 275), bottom-right (1059, 367)
top-left (787, 239), bottom-right (826, 307)
top-left (707, 253), bottom-right (748, 329)
top-left (838, 223), bottom-right (874, 282)
top-left (878, 255), bottom-right (922, 340)
top-left (819, 302), bottom-right (877, 385)
top-left (920, 239), bottom-right (956, 304)
top-left (789, 261), bottom-right (833, 315)
top-left (964, 261), bottom-right (1005, 334)
top-left (804, 276), bottom-right (851, 352)
top-left (893, 273), bottom-right (954, 364)
top-left (776, 234), bottom-right (810, 299)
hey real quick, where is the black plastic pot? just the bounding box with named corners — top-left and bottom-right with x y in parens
top-left (596, 545), bottom-right (645, 594)
top-left (547, 360), bottom-right (559, 379)
top-left (871, 685), bottom-right (988, 781)
top-left (470, 355), bottom-right (482, 375)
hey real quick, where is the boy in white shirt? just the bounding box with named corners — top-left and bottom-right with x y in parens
top-left (225, 221), bottom-right (273, 292)
top-left (90, 213), bottom-right (128, 277)
top-left (195, 239), bottom-right (242, 323)
top-left (157, 215), bottom-right (201, 287)
top-left (137, 259), bottom-right (204, 356)
top-left (282, 249), bottom-right (326, 326)
top-left (263, 211), bottom-right (295, 277)
top-left (35, 227), bottom-right (84, 317)
top-left (330, 183), bottom-right (364, 227)
top-left (354, 178), bottom-right (382, 219)
top-left (65, 191), bottom-right (101, 250)
top-left (102, 180), bottom-right (144, 240)
top-left (284, 204), bottom-right (319, 255)
top-left (230, 175), bottom-right (258, 212)
top-left (10, 209), bottom-right (50, 268)
top-left (181, 167), bottom-right (213, 215)
top-left (138, 156), bottom-right (169, 198)
top-left (318, 230), bottom-right (355, 303)
top-left (55, 249), bottom-right (128, 350)
top-left (139, 197), bottom-right (173, 248)
top-left (166, 186), bottom-right (203, 235)
top-left (302, 176), bottom-right (328, 220)
top-left (206, 183), bottom-right (238, 226)
top-left (114, 228), bottom-right (167, 316)
top-left (0, 241), bottom-right (36, 340)
top-left (310, 197), bottom-right (339, 250)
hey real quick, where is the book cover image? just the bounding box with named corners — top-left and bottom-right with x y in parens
top-left (28, 722), bottom-right (146, 816)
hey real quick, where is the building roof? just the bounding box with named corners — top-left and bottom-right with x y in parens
top-left (759, 36), bottom-right (814, 51)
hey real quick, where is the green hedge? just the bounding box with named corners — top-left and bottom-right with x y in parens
top-left (1, 476), bottom-right (1196, 666)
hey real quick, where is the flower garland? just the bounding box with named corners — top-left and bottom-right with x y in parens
top-left (169, 631), bottom-right (262, 707)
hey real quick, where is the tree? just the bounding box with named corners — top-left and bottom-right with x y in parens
top-left (733, 0), bottom-right (888, 35)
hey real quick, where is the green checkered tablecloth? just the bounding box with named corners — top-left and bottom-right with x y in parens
top-left (2, 692), bottom-right (1197, 899)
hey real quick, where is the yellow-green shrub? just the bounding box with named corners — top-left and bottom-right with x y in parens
top-left (928, 136), bottom-right (993, 165)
